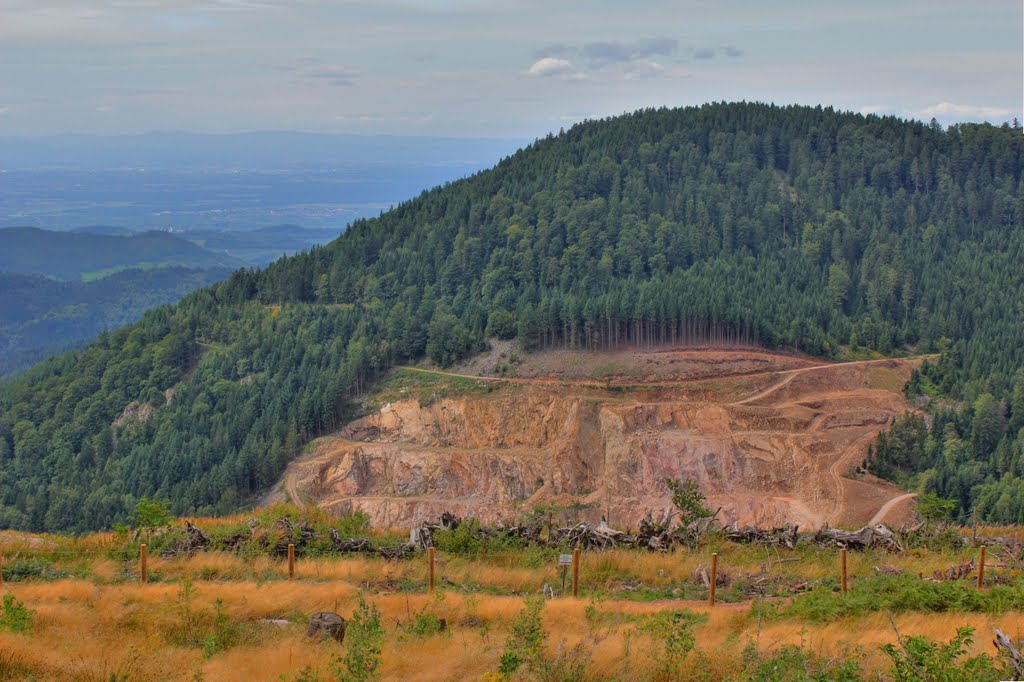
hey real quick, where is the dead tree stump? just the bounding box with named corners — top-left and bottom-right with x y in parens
top-left (307, 612), bottom-right (347, 644)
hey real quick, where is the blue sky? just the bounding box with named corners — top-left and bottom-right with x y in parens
top-left (0, 0), bottom-right (1020, 137)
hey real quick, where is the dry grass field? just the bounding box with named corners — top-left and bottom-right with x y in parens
top-left (1, 511), bottom-right (1022, 680)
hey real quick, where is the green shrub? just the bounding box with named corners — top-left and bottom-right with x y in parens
top-left (334, 512), bottom-right (371, 539)
top-left (497, 596), bottom-right (590, 681)
top-left (201, 599), bottom-right (242, 659)
top-left (433, 518), bottom-right (535, 556)
top-left (132, 497), bottom-right (171, 533)
top-left (640, 610), bottom-right (704, 678)
top-left (0, 556), bottom-right (66, 582)
top-left (331, 594), bottom-right (384, 682)
top-left (881, 625), bottom-right (1008, 681)
top-left (741, 641), bottom-right (863, 681)
top-left (0, 594), bottom-right (33, 633)
top-left (499, 596), bottom-right (547, 676)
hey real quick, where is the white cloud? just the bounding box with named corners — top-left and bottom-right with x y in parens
top-left (915, 101), bottom-right (1015, 122)
top-left (857, 104), bottom-right (889, 116)
top-left (526, 57), bottom-right (574, 78)
top-left (0, 106), bottom-right (9, 115)
top-left (622, 59), bottom-right (664, 80)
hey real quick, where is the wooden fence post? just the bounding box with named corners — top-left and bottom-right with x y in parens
top-left (709, 553), bottom-right (718, 606)
top-left (841, 548), bottom-right (848, 594)
top-left (288, 544), bottom-right (295, 581)
top-left (140, 544), bottom-right (148, 584)
top-left (977, 545), bottom-right (986, 590)
top-left (571, 548), bottom-right (580, 598)
top-left (428, 547), bottom-right (436, 594)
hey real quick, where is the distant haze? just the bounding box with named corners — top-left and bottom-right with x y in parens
top-left (0, 132), bottom-right (527, 230)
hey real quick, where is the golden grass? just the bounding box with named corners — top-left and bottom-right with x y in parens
top-left (1, 571), bottom-right (1022, 681)
top-left (0, 531), bottom-right (1021, 680)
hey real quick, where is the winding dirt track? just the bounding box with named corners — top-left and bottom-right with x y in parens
top-left (731, 372), bottom-right (797, 405)
top-left (400, 356), bottom-right (931, 391)
top-left (869, 493), bottom-right (918, 526)
top-left (284, 469), bottom-right (305, 509)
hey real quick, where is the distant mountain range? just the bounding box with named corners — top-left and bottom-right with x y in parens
top-left (0, 227), bottom-right (241, 280)
top-left (62, 224), bottom-right (341, 269)
top-left (0, 224), bottom-right (338, 376)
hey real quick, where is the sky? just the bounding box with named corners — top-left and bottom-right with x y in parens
top-left (0, 0), bottom-right (1021, 138)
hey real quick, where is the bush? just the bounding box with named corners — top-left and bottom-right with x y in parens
top-left (741, 641), bottom-right (863, 681)
top-left (0, 594), bottom-right (33, 633)
top-left (201, 599), bottom-right (242, 659)
top-left (498, 596), bottom-right (589, 681)
top-left (132, 497), bottom-right (171, 532)
top-left (433, 518), bottom-right (535, 556)
top-left (331, 594), bottom-right (384, 682)
top-left (499, 596), bottom-right (547, 676)
top-left (882, 625), bottom-right (1009, 681)
top-left (665, 477), bottom-right (712, 526)
top-left (915, 493), bottom-right (956, 522)
top-left (0, 556), bottom-right (66, 582)
top-left (640, 610), bottom-right (704, 679)
top-left (398, 592), bottom-right (449, 639)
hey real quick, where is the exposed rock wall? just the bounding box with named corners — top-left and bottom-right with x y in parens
top-left (269, 353), bottom-right (917, 529)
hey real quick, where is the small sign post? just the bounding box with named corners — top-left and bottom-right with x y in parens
top-left (709, 553), bottom-right (718, 606)
top-left (558, 553), bottom-right (572, 595)
top-left (428, 547), bottom-right (436, 594)
top-left (841, 548), bottom-right (848, 594)
top-left (572, 548), bottom-right (580, 598)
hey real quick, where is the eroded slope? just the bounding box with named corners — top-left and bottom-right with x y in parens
top-left (268, 349), bottom-right (921, 529)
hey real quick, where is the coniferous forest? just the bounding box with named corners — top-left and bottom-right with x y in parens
top-left (1, 103), bottom-right (1022, 531)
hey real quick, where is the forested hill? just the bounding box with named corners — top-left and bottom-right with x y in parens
top-left (1, 103), bottom-right (1022, 531)
top-left (0, 268), bottom-right (230, 378)
top-left (0, 227), bottom-right (241, 280)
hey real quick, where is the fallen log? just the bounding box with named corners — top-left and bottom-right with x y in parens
top-left (723, 522), bottom-right (799, 549)
top-left (993, 628), bottom-right (1024, 679)
top-left (814, 524), bottom-right (903, 552)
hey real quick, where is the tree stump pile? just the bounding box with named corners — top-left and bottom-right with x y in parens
top-left (307, 612), bottom-right (346, 644)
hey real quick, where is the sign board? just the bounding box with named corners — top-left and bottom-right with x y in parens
top-left (558, 553), bottom-right (573, 565)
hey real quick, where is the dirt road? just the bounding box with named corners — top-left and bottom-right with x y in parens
top-left (400, 355), bottom-right (932, 392)
top-left (868, 493), bottom-right (917, 526)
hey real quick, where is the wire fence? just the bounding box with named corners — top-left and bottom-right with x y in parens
top-left (0, 540), bottom-right (1003, 607)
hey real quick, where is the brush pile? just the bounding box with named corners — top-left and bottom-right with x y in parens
top-left (157, 510), bottom-right (1020, 559)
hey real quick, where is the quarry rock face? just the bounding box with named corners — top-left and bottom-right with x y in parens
top-left (269, 350), bottom-right (917, 529)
